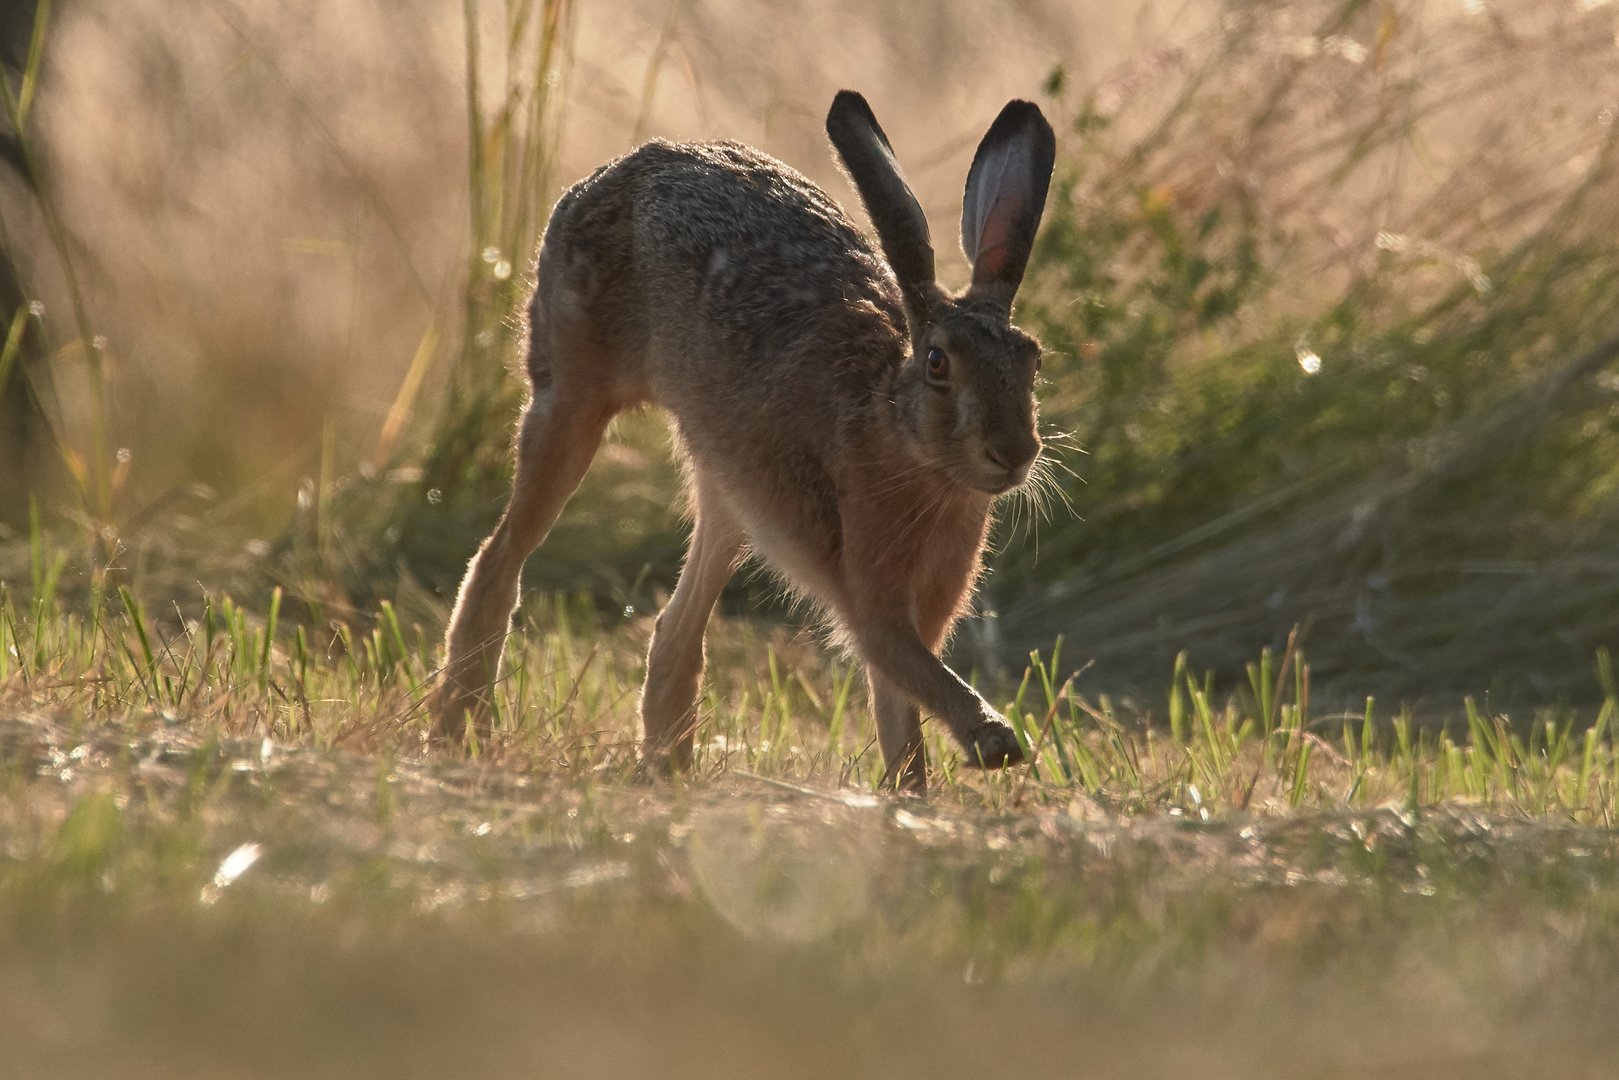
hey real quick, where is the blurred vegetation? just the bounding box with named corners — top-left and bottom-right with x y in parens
top-left (0, 1), bottom-right (66, 520)
top-left (8, 580), bottom-right (1619, 1076)
top-left (269, 0), bottom-right (703, 630)
top-left (11, 689), bottom-right (1619, 1076)
top-left (981, 0), bottom-right (1619, 709)
top-left (3, 0), bottom-right (1619, 717)
top-left (274, 0), bottom-right (652, 621)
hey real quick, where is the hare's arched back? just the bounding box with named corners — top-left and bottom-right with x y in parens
top-left (429, 91), bottom-right (1056, 792)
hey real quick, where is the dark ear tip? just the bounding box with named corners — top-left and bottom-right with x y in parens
top-left (978, 99), bottom-right (1056, 191)
top-left (988, 99), bottom-right (1056, 145)
top-left (827, 89), bottom-right (874, 133)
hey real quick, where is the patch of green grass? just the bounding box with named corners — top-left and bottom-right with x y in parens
top-left (7, 575), bottom-right (1619, 1073)
top-left (5, 576), bottom-right (1619, 822)
top-left (6, 636), bottom-right (1619, 1076)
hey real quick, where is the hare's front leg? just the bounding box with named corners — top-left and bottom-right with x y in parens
top-left (851, 612), bottom-right (1023, 774)
top-left (641, 481), bottom-right (746, 771)
top-left (868, 668), bottom-right (927, 792)
top-left (431, 390), bottom-right (613, 743)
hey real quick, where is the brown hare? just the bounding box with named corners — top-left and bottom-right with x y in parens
top-left (430, 90), bottom-right (1056, 792)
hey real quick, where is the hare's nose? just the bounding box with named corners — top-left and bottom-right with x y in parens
top-left (984, 439), bottom-right (1039, 489)
top-left (988, 432), bottom-right (1040, 473)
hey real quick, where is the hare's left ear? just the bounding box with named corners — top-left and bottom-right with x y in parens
top-left (961, 100), bottom-right (1055, 310)
top-left (826, 90), bottom-right (937, 327)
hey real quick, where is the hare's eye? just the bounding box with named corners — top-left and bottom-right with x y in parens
top-left (926, 347), bottom-right (949, 381)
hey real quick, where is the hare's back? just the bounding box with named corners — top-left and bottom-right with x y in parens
top-left (628, 141), bottom-right (868, 264)
top-left (543, 141), bottom-right (901, 355)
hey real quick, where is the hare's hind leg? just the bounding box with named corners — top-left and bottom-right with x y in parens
top-left (432, 387), bottom-right (614, 743)
top-left (641, 480), bottom-right (746, 771)
top-left (869, 669), bottom-right (927, 792)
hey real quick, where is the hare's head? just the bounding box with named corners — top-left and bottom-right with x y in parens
top-left (827, 91), bottom-right (1056, 495)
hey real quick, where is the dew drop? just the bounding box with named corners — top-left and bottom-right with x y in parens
top-left (213, 842), bottom-right (262, 887)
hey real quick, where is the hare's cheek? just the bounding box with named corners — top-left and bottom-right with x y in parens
top-left (949, 389), bottom-right (981, 441)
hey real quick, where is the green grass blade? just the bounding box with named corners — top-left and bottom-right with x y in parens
top-left (16, 0), bottom-right (51, 125)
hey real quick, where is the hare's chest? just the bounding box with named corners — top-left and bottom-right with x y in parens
top-left (709, 470), bottom-right (844, 603)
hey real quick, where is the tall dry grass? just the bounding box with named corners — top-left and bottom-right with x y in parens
top-left (1, 0), bottom-right (1126, 519)
top-left (4, 0), bottom-right (1619, 711)
top-left (983, 0), bottom-right (1619, 707)
top-left (0, 0), bottom-right (1153, 619)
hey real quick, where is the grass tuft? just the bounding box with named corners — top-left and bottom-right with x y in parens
top-left (4, 581), bottom-right (1618, 823)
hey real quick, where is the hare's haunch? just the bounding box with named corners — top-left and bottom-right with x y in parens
top-left (430, 91), bottom-right (1056, 792)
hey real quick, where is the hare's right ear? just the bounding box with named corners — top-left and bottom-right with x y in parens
top-left (961, 100), bottom-right (1056, 311)
top-left (826, 90), bottom-right (937, 326)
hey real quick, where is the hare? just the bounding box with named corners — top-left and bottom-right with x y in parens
top-left (429, 90), bottom-right (1055, 792)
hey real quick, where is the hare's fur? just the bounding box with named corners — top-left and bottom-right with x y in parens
top-left (431, 93), bottom-right (1056, 791)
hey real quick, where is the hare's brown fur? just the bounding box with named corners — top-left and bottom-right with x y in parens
top-left (431, 94), bottom-right (1055, 791)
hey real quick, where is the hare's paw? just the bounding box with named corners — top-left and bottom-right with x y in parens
top-left (425, 681), bottom-right (472, 743)
top-left (636, 741), bottom-right (694, 780)
top-left (961, 720), bottom-right (1025, 769)
top-left (631, 754), bottom-right (674, 785)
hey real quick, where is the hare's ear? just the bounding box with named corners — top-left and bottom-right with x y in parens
top-left (961, 100), bottom-right (1055, 311)
top-left (826, 90), bottom-right (937, 325)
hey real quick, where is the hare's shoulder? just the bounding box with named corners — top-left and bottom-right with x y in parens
top-left (602, 142), bottom-right (859, 254)
top-left (554, 139), bottom-right (891, 285)
top-left (628, 140), bottom-right (841, 211)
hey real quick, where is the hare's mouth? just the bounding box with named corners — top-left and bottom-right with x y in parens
top-left (967, 449), bottom-right (1034, 495)
top-left (966, 460), bottom-right (1032, 495)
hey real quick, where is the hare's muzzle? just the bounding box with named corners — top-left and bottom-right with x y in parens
top-left (980, 432), bottom-right (1041, 494)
